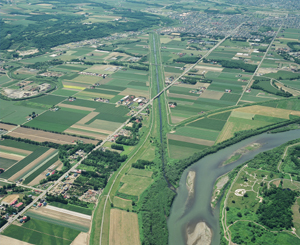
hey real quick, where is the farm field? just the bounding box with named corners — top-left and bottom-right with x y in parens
top-left (109, 209), bottom-right (140, 245)
top-left (7, 127), bottom-right (98, 144)
top-left (119, 173), bottom-right (153, 196)
top-left (3, 219), bottom-right (80, 245)
top-left (0, 146), bottom-right (49, 179)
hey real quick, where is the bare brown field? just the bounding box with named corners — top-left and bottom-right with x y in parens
top-left (200, 90), bottom-right (224, 100)
top-left (168, 93), bottom-right (198, 100)
top-left (0, 152), bottom-right (23, 161)
top-left (119, 88), bottom-right (149, 99)
top-left (76, 112), bottom-right (99, 124)
top-left (8, 148), bottom-right (56, 182)
top-left (167, 134), bottom-right (215, 146)
top-left (29, 207), bottom-right (90, 229)
top-left (0, 145), bottom-right (32, 156)
top-left (234, 105), bottom-right (291, 119)
top-left (71, 232), bottom-right (88, 245)
top-left (1, 194), bottom-right (19, 205)
top-left (109, 209), bottom-right (140, 245)
top-left (8, 127), bottom-right (98, 145)
top-left (64, 129), bottom-right (107, 140)
top-left (59, 103), bottom-right (95, 112)
top-left (0, 123), bottom-right (16, 131)
top-left (70, 124), bottom-right (112, 135)
top-left (0, 235), bottom-right (33, 245)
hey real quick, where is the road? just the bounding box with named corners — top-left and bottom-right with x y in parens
top-left (0, 22), bottom-right (244, 234)
top-left (236, 23), bottom-right (284, 105)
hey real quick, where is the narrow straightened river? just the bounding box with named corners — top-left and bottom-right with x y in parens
top-left (168, 129), bottom-right (300, 245)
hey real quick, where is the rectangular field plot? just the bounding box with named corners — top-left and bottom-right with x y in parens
top-left (113, 197), bottom-right (132, 211)
top-left (0, 139), bottom-right (40, 151)
top-left (51, 89), bottom-right (78, 97)
top-left (0, 147), bottom-right (49, 179)
top-left (168, 139), bottom-right (208, 159)
top-left (172, 127), bottom-right (220, 141)
top-left (0, 157), bottom-right (17, 169)
top-left (23, 153), bottom-right (58, 185)
top-left (30, 95), bottom-right (66, 106)
top-left (3, 219), bottom-right (80, 245)
top-left (128, 168), bottom-right (153, 178)
top-left (188, 118), bottom-right (227, 131)
top-left (109, 209), bottom-right (140, 245)
top-left (220, 93), bottom-right (241, 103)
top-left (119, 174), bottom-right (153, 196)
top-left (26, 207), bottom-right (90, 233)
top-left (25, 108), bottom-right (90, 132)
top-left (49, 202), bottom-right (93, 215)
top-left (0, 99), bottom-right (45, 125)
top-left (167, 134), bottom-right (214, 146)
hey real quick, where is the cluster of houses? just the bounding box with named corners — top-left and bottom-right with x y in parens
top-left (117, 95), bottom-right (148, 107)
top-left (79, 71), bottom-right (107, 78)
top-left (189, 86), bottom-right (207, 94)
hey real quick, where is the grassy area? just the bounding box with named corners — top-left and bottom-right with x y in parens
top-left (113, 196), bottom-right (133, 211)
top-left (119, 174), bottom-right (153, 196)
top-left (0, 147), bottom-right (49, 179)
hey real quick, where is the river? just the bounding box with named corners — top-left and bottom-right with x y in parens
top-left (168, 129), bottom-right (300, 245)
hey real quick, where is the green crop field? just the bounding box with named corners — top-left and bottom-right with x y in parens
top-left (209, 111), bottom-right (232, 121)
top-left (3, 218), bottom-right (80, 245)
top-left (99, 85), bottom-right (126, 91)
top-left (168, 139), bottom-right (209, 149)
top-left (119, 174), bottom-right (153, 196)
top-left (50, 202), bottom-right (93, 215)
top-left (25, 108), bottom-right (90, 132)
top-left (3, 225), bottom-right (71, 245)
top-left (0, 139), bottom-right (40, 151)
top-left (0, 99), bottom-right (45, 125)
top-left (84, 88), bottom-right (119, 95)
top-left (207, 82), bottom-right (243, 93)
top-left (110, 95), bottom-right (124, 103)
top-left (220, 93), bottom-right (241, 103)
top-left (30, 95), bottom-right (67, 106)
top-left (253, 114), bottom-right (286, 123)
top-left (168, 139), bottom-right (208, 159)
top-left (25, 211), bottom-right (89, 232)
top-left (169, 87), bottom-right (199, 96)
top-left (23, 155), bottom-right (58, 184)
top-left (128, 81), bottom-right (147, 87)
top-left (128, 168), bottom-right (153, 178)
top-left (173, 127), bottom-right (220, 141)
top-left (0, 157), bottom-right (17, 169)
top-left (188, 118), bottom-right (227, 131)
top-left (113, 196), bottom-right (132, 211)
top-left (52, 89), bottom-right (78, 97)
top-left (0, 147), bottom-right (49, 179)
top-left (262, 71), bottom-right (300, 80)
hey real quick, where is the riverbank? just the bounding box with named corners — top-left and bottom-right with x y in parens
top-left (186, 170), bottom-right (196, 197)
top-left (187, 222), bottom-right (212, 245)
top-left (222, 143), bottom-right (261, 165)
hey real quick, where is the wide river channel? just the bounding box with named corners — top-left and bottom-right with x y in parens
top-left (168, 129), bottom-right (300, 245)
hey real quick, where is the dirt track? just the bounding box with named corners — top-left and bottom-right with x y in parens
top-left (8, 127), bottom-right (98, 145)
